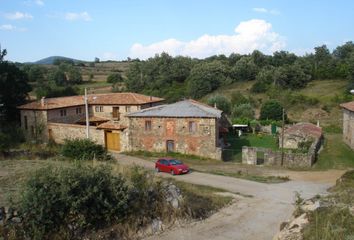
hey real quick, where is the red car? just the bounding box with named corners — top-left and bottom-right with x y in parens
top-left (155, 158), bottom-right (190, 175)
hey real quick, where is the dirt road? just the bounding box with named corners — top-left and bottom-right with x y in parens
top-left (113, 154), bottom-right (342, 240)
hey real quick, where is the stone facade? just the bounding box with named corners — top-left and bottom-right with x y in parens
top-left (343, 109), bottom-right (354, 150)
top-left (20, 109), bottom-right (48, 141)
top-left (47, 122), bottom-right (129, 152)
top-left (128, 117), bottom-right (223, 160)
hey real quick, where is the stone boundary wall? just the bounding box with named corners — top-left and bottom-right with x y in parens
top-left (242, 136), bottom-right (322, 167)
top-left (47, 122), bottom-right (105, 145)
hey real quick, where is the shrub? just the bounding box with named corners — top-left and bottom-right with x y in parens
top-left (231, 103), bottom-right (255, 120)
top-left (260, 100), bottom-right (286, 121)
top-left (207, 95), bottom-right (231, 114)
top-left (107, 73), bottom-right (123, 83)
top-left (19, 165), bottom-right (129, 239)
top-left (0, 124), bottom-right (24, 152)
top-left (61, 138), bottom-right (109, 161)
top-left (230, 91), bottom-right (249, 106)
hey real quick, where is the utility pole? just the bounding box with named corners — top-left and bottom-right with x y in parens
top-left (85, 88), bottom-right (90, 139)
top-left (281, 108), bottom-right (285, 166)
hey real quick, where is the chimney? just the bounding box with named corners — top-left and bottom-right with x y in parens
top-left (150, 96), bottom-right (152, 101)
top-left (214, 103), bottom-right (217, 109)
top-left (317, 120), bottom-right (320, 127)
top-left (41, 97), bottom-right (45, 107)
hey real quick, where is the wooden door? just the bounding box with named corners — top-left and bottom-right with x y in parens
top-left (106, 131), bottom-right (120, 151)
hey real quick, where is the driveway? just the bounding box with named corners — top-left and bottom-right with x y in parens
top-left (113, 154), bottom-right (340, 240)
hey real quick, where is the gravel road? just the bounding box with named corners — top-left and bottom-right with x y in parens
top-left (113, 154), bottom-right (342, 240)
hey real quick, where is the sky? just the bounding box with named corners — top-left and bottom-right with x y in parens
top-left (0, 0), bottom-right (353, 62)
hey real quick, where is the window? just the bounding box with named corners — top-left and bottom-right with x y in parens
top-left (125, 106), bottom-right (131, 112)
top-left (145, 120), bottom-right (152, 131)
top-left (189, 121), bottom-right (197, 133)
top-left (60, 109), bottom-right (67, 117)
top-left (24, 116), bottom-right (28, 130)
top-left (95, 106), bottom-right (104, 112)
top-left (76, 107), bottom-right (82, 114)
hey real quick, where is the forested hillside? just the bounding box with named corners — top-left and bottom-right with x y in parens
top-left (124, 42), bottom-right (354, 103)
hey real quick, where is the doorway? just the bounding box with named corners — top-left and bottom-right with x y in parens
top-left (105, 131), bottom-right (120, 151)
top-left (112, 107), bottom-right (120, 120)
top-left (166, 140), bottom-right (175, 152)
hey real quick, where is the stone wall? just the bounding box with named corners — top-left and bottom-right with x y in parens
top-left (343, 109), bottom-right (354, 150)
top-left (47, 122), bottom-right (105, 145)
top-left (128, 117), bottom-right (222, 160)
top-left (47, 122), bottom-right (129, 152)
top-left (20, 109), bottom-right (48, 142)
top-left (242, 145), bottom-right (317, 168)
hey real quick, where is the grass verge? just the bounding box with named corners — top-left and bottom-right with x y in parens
top-left (302, 170), bottom-right (354, 240)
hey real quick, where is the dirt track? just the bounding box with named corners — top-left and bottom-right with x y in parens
top-left (114, 154), bottom-right (343, 240)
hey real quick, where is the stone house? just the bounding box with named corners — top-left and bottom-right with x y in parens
top-left (18, 92), bottom-right (164, 152)
top-left (340, 101), bottom-right (354, 149)
top-left (126, 100), bottom-right (230, 160)
top-left (279, 122), bottom-right (323, 149)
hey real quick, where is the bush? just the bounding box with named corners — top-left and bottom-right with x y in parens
top-left (107, 73), bottom-right (123, 83)
top-left (61, 138), bottom-right (109, 161)
top-left (231, 103), bottom-right (255, 120)
top-left (260, 100), bottom-right (286, 121)
top-left (207, 95), bottom-right (231, 114)
top-left (19, 165), bottom-right (129, 239)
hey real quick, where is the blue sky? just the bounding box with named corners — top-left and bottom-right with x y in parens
top-left (0, 0), bottom-right (353, 62)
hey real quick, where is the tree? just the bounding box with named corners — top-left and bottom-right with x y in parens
top-left (232, 103), bottom-right (255, 119)
top-left (231, 56), bottom-right (258, 81)
top-left (28, 65), bottom-right (45, 83)
top-left (49, 69), bottom-right (67, 86)
top-left (0, 61), bottom-right (32, 121)
top-left (271, 51), bottom-right (297, 67)
top-left (260, 100), bottom-right (286, 121)
top-left (67, 67), bottom-right (83, 84)
top-left (94, 57), bottom-right (100, 63)
top-left (276, 64), bottom-right (311, 89)
top-left (107, 73), bottom-right (123, 83)
top-left (187, 61), bottom-right (229, 98)
top-left (0, 45), bottom-right (7, 62)
top-left (207, 95), bottom-right (231, 114)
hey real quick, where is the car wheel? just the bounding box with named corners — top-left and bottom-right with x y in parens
top-left (155, 167), bottom-right (160, 173)
top-left (171, 170), bottom-right (175, 175)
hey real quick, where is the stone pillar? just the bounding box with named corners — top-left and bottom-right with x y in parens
top-left (242, 147), bottom-right (257, 165)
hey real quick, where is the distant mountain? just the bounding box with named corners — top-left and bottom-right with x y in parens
top-left (33, 56), bottom-right (85, 65)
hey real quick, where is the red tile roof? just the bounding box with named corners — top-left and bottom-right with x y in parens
top-left (285, 123), bottom-right (323, 139)
top-left (340, 101), bottom-right (354, 112)
top-left (18, 92), bottom-right (164, 110)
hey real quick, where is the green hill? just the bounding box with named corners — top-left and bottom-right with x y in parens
top-left (203, 79), bottom-right (351, 127)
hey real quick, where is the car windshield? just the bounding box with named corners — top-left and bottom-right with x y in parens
top-left (169, 159), bottom-right (182, 165)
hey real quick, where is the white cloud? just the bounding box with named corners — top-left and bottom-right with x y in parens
top-left (129, 19), bottom-right (286, 59)
top-left (4, 11), bottom-right (33, 20)
top-left (252, 7), bottom-right (280, 15)
top-left (65, 12), bottom-right (92, 21)
top-left (0, 24), bottom-right (27, 31)
top-left (35, 0), bottom-right (44, 6)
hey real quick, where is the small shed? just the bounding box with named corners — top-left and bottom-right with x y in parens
top-left (279, 122), bottom-right (323, 149)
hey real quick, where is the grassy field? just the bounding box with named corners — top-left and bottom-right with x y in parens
top-left (224, 133), bottom-right (278, 162)
top-left (315, 134), bottom-right (354, 170)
